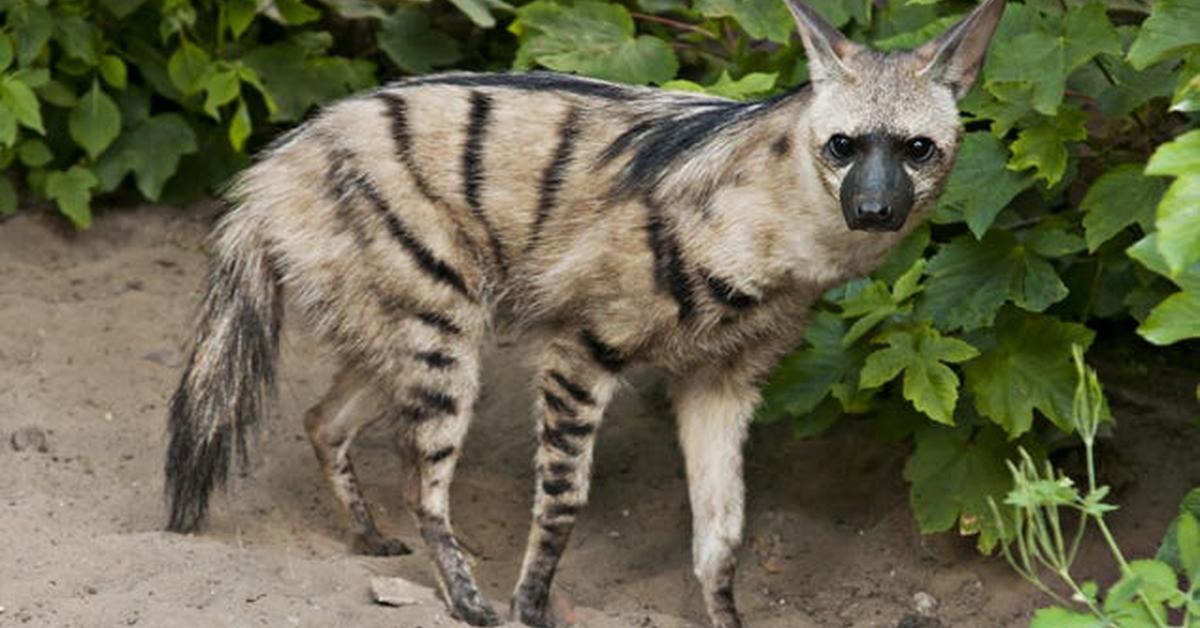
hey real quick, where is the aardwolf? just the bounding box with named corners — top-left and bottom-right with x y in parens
top-left (164, 1), bottom-right (1004, 625)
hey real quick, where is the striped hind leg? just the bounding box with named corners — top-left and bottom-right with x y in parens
top-left (393, 318), bottom-right (502, 627)
top-left (511, 330), bottom-right (621, 627)
top-left (304, 367), bottom-right (411, 556)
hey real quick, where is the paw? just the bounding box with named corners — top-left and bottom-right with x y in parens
top-left (511, 600), bottom-right (560, 628)
top-left (353, 534), bottom-right (412, 557)
top-left (451, 599), bottom-right (504, 627)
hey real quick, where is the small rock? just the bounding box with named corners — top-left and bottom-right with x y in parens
top-left (370, 577), bottom-right (437, 608)
top-left (10, 427), bottom-right (48, 453)
top-left (912, 591), bottom-right (938, 616)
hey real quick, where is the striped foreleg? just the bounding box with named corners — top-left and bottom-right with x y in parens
top-left (511, 331), bottom-right (621, 627)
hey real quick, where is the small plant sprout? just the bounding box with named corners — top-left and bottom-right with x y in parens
top-left (989, 346), bottom-right (1200, 627)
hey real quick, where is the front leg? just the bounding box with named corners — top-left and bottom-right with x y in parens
top-left (673, 373), bottom-right (758, 628)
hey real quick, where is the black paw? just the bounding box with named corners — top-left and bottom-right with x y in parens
top-left (353, 534), bottom-right (412, 557)
top-left (452, 600), bottom-right (505, 627)
top-left (511, 600), bottom-right (559, 628)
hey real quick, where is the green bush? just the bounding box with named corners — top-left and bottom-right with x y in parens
top-left (1, 0), bottom-right (1196, 550)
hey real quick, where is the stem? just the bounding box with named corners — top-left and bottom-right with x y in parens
top-left (1095, 517), bottom-right (1170, 628)
top-left (630, 12), bottom-right (717, 39)
top-left (216, 1), bottom-right (227, 58)
top-left (1092, 56), bottom-right (1152, 136)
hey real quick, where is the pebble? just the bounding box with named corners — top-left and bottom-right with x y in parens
top-left (897, 615), bottom-right (942, 628)
top-left (10, 427), bottom-right (48, 453)
top-left (912, 591), bottom-right (938, 616)
top-left (370, 577), bottom-right (437, 607)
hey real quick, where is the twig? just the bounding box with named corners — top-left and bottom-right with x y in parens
top-left (630, 12), bottom-right (717, 39)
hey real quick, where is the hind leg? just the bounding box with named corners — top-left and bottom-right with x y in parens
top-left (394, 325), bottom-right (502, 627)
top-left (305, 367), bottom-right (411, 556)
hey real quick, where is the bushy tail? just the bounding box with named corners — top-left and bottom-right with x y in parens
top-left (165, 214), bottom-right (281, 533)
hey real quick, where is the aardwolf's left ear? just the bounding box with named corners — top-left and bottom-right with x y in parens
top-left (912, 0), bottom-right (1006, 99)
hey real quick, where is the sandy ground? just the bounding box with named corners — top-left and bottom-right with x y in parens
top-left (1, 205), bottom-right (1197, 628)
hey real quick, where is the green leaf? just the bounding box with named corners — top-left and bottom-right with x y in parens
top-left (1007, 107), bottom-right (1087, 187)
top-left (318, 0), bottom-right (389, 20)
top-left (93, 113), bottom-right (198, 200)
top-left (919, 232), bottom-right (1069, 332)
top-left (201, 70), bottom-right (240, 120)
top-left (377, 8), bottom-right (462, 75)
top-left (242, 42), bottom-right (375, 122)
top-left (449, 0), bottom-right (511, 28)
top-left (101, 0), bottom-right (150, 18)
top-left (1082, 164), bottom-right (1168, 252)
top-left (229, 98), bottom-right (252, 152)
top-left (69, 82), bottom-right (121, 160)
top-left (0, 33), bottom-right (13, 72)
top-left (1104, 560), bottom-right (1177, 623)
top-left (0, 178), bottom-right (16, 216)
top-left (18, 139), bottom-right (54, 167)
top-left (228, 0), bottom-right (259, 38)
top-left (1062, 3), bottom-right (1122, 71)
top-left (1157, 489), bottom-right (1200, 575)
top-left (904, 422), bottom-right (1012, 538)
top-left (1154, 176), bottom-right (1200, 275)
top-left (860, 324), bottom-right (979, 425)
top-left (1146, 129), bottom-right (1200, 178)
top-left (1127, 0), bottom-right (1200, 69)
top-left (37, 79), bottom-right (78, 108)
top-left (876, 14), bottom-right (964, 51)
top-left (275, 0), bottom-right (322, 25)
top-left (964, 309), bottom-right (1095, 436)
top-left (514, 1), bottom-right (679, 85)
top-left (99, 55), bottom-right (128, 90)
top-left (0, 107), bottom-right (15, 148)
top-left (1029, 607), bottom-right (1104, 628)
top-left (9, 4), bottom-right (52, 68)
top-left (1173, 53), bottom-right (1200, 112)
top-left (1139, 290), bottom-right (1200, 345)
top-left (986, 30), bottom-right (1065, 115)
top-left (1027, 225), bottom-right (1086, 257)
top-left (167, 41), bottom-right (212, 96)
top-left (1, 77), bottom-right (45, 134)
top-left (44, 166), bottom-right (98, 228)
top-left (936, 133), bottom-right (1035, 237)
top-left (759, 311), bottom-right (865, 420)
top-left (695, 0), bottom-right (794, 44)
top-left (53, 16), bottom-right (98, 65)
top-left (665, 71), bottom-right (778, 100)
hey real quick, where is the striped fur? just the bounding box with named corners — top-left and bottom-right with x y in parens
top-left (163, 1), bottom-right (1004, 625)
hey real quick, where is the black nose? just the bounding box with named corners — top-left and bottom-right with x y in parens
top-left (856, 201), bottom-right (892, 222)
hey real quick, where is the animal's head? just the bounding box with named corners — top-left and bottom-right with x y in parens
top-left (786, 0), bottom-right (1005, 232)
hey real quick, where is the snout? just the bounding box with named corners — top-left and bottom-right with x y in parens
top-left (840, 145), bottom-right (914, 232)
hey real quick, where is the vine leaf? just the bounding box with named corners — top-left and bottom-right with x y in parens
top-left (918, 232), bottom-right (1068, 332)
top-left (377, 7), bottom-right (462, 75)
top-left (964, 309), bottom-right (1095, 437)
top-left (695, 0), bottom-right (794, 44)
top-left (1082, 164), bottom-right (1167, 252)
top-left (1127, 0), bottom-right (1200, 70)
top-left (936, 133), bottom-right (1035, 237)
top-left (1008, 106), bottom-right (1087, 187)
top-left (69, 82), bottom-right (121, 160)
top-left (45, 166), bottom-right (98, 228)
top-left (860, 324), bottom-right (979, 425)
top-left (1028, 607), bottom-right (1104, 628)
top-left (93, 113), bottom-right (198, 200)
top-left (758, 311), bottom-right (866, 420)
top-left (513, 1), bottom-right (678, 85)
top-left (1146, 130), bottom-right (1200, 273)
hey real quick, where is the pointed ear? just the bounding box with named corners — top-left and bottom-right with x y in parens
top-left (912, 0), bottom-right (1006, 99)
top-left (785, 0), bottom-right (867, 85)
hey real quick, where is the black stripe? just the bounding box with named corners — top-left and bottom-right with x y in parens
top-left (394, 71), bottom-right (639, 101)
top-left (540, 426), bottom-right (580, 456)
top-left (549, 371), bottom-right (595, 406)
top-left (547, 461), bottom-right (574, 476)
top-left (546, 503), bottom-right (578, 518)
top-left (462, 91), bottom-right (508, 275)
top-left (425, 446), bottom-right (455, 464)
top-left (542, 479), bottom-right (572, 496)
top-left (528, 108), bottom-right (582, 250)
top-left (416, 311), bottom-right (461, 335)
top-left (703, 272), bottom-right (759, 310)
top-left (580, 329), bottom-right (625, 372)
top-left (414, 388), bottom-right (457, 415)
top-left (415, 350), bottom-right (456, 369)
top-left (555, 419), bottom-right (595, 438)
top-left (771, 134), bottom-right (792, 157)
top-left (645, 198), bottom-right (696, 321)
top-left (541, 389), bottom-right (575, 418)
top-left (322, 144), bottom-right (473, 299)
top-left (598, 117), bottom-right (664, 166)
top-left (377, 92), bottom-right (445, 206)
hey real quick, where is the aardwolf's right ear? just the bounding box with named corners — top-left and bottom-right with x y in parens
top-left (785, 0), bottom-right (867, 85)
top-left (912, 0), bottom-right (1006, 99)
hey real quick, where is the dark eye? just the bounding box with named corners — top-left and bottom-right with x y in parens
top-left (905, 137), bottom-right (936, 163)
top-left (826, 134), bottom-right (855, 161)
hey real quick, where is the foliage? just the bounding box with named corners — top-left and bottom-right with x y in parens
top-left (989, 348), bottom-right (1200, 627)
top-left (0, 0), bottom-right (1196, 548)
